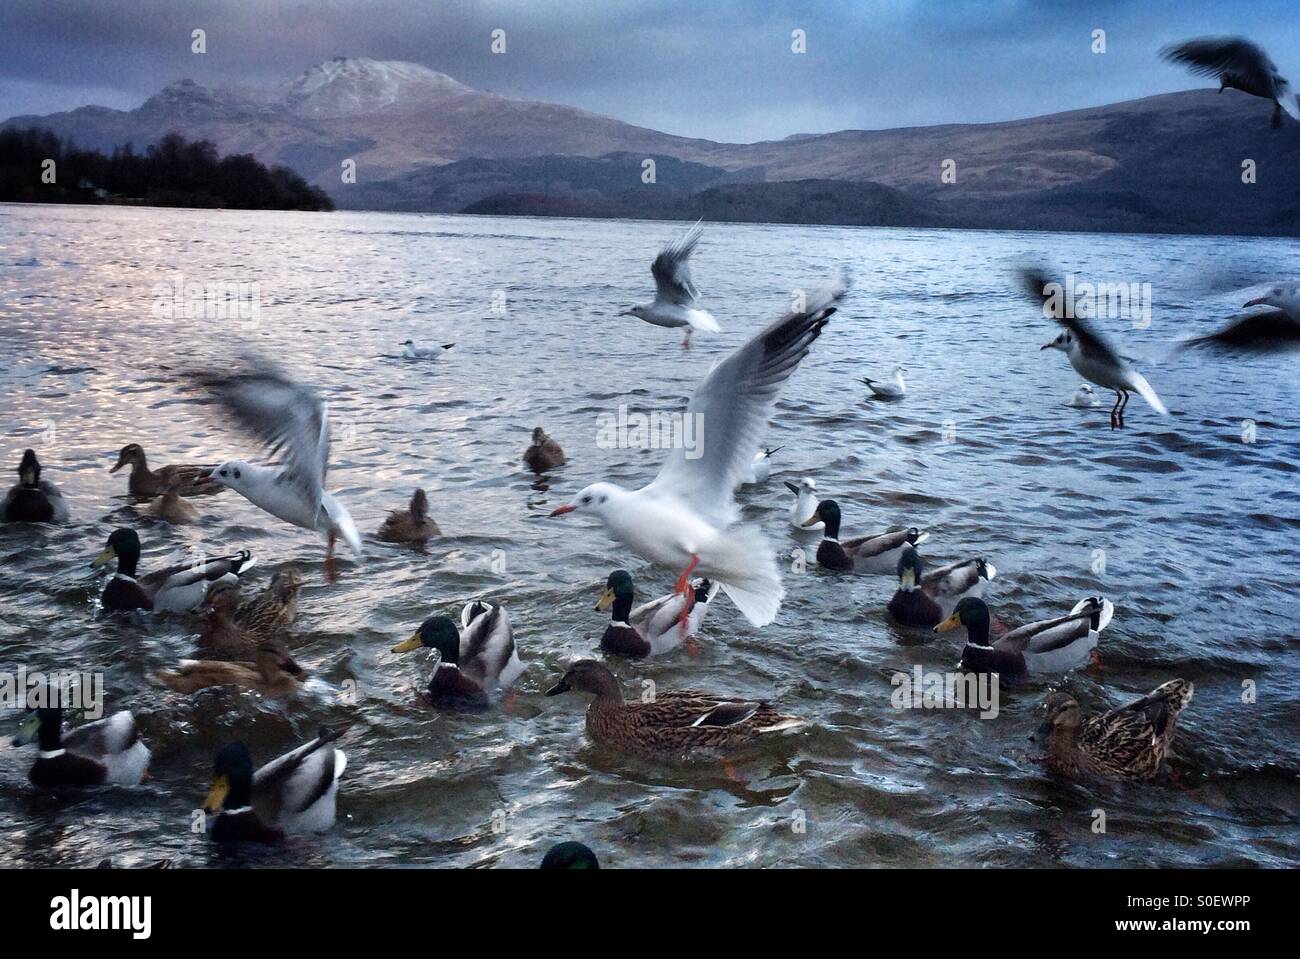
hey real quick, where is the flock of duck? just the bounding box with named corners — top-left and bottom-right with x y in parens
top-left (5, 33), bottom-right (1298, 865)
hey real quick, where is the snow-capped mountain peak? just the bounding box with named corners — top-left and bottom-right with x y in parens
top-left (279, 57), bottom-right (471, 117)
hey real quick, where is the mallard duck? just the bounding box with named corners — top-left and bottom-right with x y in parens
top-left (523, 427), bottom-right (565, 472)
top-left (392, 603), bottom-right (525, 709)
top-left (596, 569), bottom-right (719, 657)
top-left (110, 443), bottom-right (220, 497)
top-left (785, 477), bottom-right (822, 531)
top-left (2, 449), bottom-right (68, 523)
top-left (545, 659), bottom-right (805, 755)
top-left (156, 640), bottom-right (304, 697)
top-left (1032, 680), bottom-right (1193, 781)
top-left (377, 488), bottom-right (440, 544)
top-left (238, 567), bottom-right (302, 641)
top-left (938, 596), bottom-right (1113, 676)
top-left (800, 499), bottom-right (929, 573)
top-left (195, 581), bottom-right (256, 659)
top-left (144, 476), bottom-right (200, 524)
top-left (91, 528), bottom-right (256, 613)
top-left (862, 366), bottom-right (906, 399)
top-left (12, 707), bottom-right (150, 788)
top-left (540, 841), bottom-right (600, 869)
top-left (203, 729), bottom-right (346, 843)
top-left (886, 546), bottom-right (995, 628)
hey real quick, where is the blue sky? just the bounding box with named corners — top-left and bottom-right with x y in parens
top-left (3, 0), bottom-right (1300, 142)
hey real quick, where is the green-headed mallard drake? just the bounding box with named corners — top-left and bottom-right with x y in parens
top-left (541, 841), bottom-right (600, 869)
top-left (91, 528), bottom-right (256, 613)
top-left (392, 602), bottom-right (525, 709)
top-left (203, 729), bottom-right (345, 843)
top-left (144, 475), bottom-right (200, 524)
top-left (887, 545), bottom-right (995, 629)
top-left (523, 427), bottom-right (565, 472)
top-left (596, 569), bottom-right (719, 657)
top-left (111, 443), bottom-right (221, 497)
top-left (937, 596), bottom-right (1114, 677)
top-left (2, 449), bottom-right (69, 523)
top-left (1032, 679), bottom-right (1193, 781)
top-left (545, 659), bottom-right (805, 755)
top-left (156, 640), bottom-right (304, 697)
top-left (799, 499), bottom-right (929, 573)
top-left (377, 487), bottom-right (440, 545)
top-left (12, 707), bottom-right (150, 788)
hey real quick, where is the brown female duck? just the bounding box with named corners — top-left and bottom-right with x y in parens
top-left (377, 488), bottom-right (440, 544)
top-left (156, 640), bottom-right (305, 697)
top-left (523, 427), bottom-right (565, 472)
top-left (111, 443), bottom-right (221, 497)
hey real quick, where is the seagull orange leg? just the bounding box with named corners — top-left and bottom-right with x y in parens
top-left (325, 532), bottom-right (339, 584)
top-left (674, 554), bottom-right (700, 635)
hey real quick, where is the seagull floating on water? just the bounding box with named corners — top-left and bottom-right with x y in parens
top-left (1021, 268), bottom-right (1168, 430)
top-left (402, 339), bottom-right (455, 359)
top-left (785, 477), bottom-right (822, 531)
top-left (1070, 384), bottom-right (1100, 408)
top-left (189, 355), bottom-right (364, 567)
top-left (1178, 284), bottom-right (1300, 355)
top-left (863, 366), bottom-right (906, 399)
top-left (1162, 36), bottom-right (1299, 129)
top-left (553, 275), bottom-right (847, 629)
top-left (619, 221), bottom-right (721, 348)
top-left (741, 446), bottom-right (781, 485)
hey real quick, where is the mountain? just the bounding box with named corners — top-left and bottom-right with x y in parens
top-left (5, 57), bottom-right (1300, 234)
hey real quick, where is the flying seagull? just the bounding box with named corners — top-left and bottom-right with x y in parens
top-left (1178, 284), bottom-right (1300, 355)
top-left (1162, 36), bottom-right (1299, 129)
top-left (189, 355), bottom-right (363, 567)
top-left (1020, 268), bottom-right (1168, 429)
top-left (620, 221), bottom-right (721, 348)
top-left (553, 274), bottom-right (848, 629)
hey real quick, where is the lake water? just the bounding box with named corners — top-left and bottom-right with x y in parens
top-left (0, 202), bottom-right (1297, 868)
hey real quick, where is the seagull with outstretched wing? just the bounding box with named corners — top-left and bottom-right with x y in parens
top-left (1178, 283), bottom-right (1300, 355)
top-left (1162, 36), bottom-right (1299, 129)
top-left (189, 355), bottom-right (363, 568)
top-left (554, 274), bottom-right (847, 630)
top-left (620, 221), bottom-right (721, 348)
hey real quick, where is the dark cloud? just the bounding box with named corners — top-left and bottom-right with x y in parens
top-left (3, 0), bottom-right (1299, 141)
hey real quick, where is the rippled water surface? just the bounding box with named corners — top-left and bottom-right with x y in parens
top-left (1, 203), bottom-right (1298, 868)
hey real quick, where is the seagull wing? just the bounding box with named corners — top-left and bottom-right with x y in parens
top-left (191, 355), bottom-right (330, 515)
top-left (650, 221), bottom-right (704, 306)
top-left (1180, 310), bottom-right (1300, 354)
top-left (1019, 266), bottom-right (1126, 368)
top-left (1161, 37), bottom-right (1276, 90)
top-left (643, 274), bottom-right (846, 526)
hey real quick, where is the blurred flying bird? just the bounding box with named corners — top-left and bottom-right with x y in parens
top-left (619, 220), bottom-right (721, 348)
top-left (1162, 36), bottom-right (1299, 129)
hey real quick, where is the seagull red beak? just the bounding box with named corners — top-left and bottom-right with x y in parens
top-left (549, 504), bottom-right (576, 516)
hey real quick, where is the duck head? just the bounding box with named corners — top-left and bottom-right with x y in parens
top-left (1032, 691), bottom-right (1082, 741)
top-left (109, 443), bottom-right (145, 475)
top-left (596, 570), bottom-right (634, 612)
top-left (92, 528), bottom-right (141, 575)
top-left (17, 449), bottom-right (41, 488)
top-left (693, 578), bottom-right (714, 605)
top-left (409, 488), bottom-right (429, 522)
top-left (803, 498), bottom-right (841, 538)
top-left (530, 427), bottom-right (549, 445)
top-left (541, 841), bottom-right (600, 870)
top-left (393, 614), bottom-right (460, 663)
top-left (12, 707), bottom-right (61, 750)
top-left (896, 545), bottom-right (924, 590)
top-left (549, 482), bottom-right (622, 518)
top-left (545, 659), bottom-right (622, 700)
top-left (204, 742), bottom-right (255, 813)
top-left (255, 641), bottom-right (304, 679)
top-left (936, 596), bottom-right (991, 641)
top-left (270, 568), bottom-right (302, 601)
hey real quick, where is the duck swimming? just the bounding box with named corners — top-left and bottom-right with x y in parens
top-left (596, 569), bottom-right (719, 657)
top-left (392, 603), bottom-right (525, 709)
top-left (156, 640), bottom-right (305, 697)
top-left (524, 427), bottom-right (566, 472)
top-left (785, 477), bottom-right (822, 531)
top-left (13, 707), bottom-right (150, 788)
top-left (937, 595), bottom-right (1113, 677)
top-left (202, 729), bottom-right (345, 843)
top-left (800, 499), bottom-right (929, 573)
top-left (2, 449), bottom-right (68, 523)
top-left (145, 475), bottom-right (200, 524)
top-left (1032, 680), bottom-right (1193, 781)
top-left (92, 528), bottom-right (256, 613)
top-left (377, 487), bottom-right (440, 545)
top-left (886, 546), bottom-right (995, 628)
top-left (238, 567), bottom-right (302, 641)
top-left (540, 841), bottom-right (600, 869)
top-left (110, 443), bottom-right (221, 498)
top-left (546, 660), bottom-right (805, 756)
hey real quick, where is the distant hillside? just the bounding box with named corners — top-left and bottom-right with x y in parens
top-left (5, 57), bottom-right (1300, 234)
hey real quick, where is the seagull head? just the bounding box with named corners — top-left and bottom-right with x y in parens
top-left (549, 482), bottom-right (621, 518)
top-left (1041, 330), bottom-right (1072, 352)
top-left (1244, 285), bottom-right (1299, 310)
top-left (619, 305), bottom-right (647, 320)
top-left (208, 459), bottom-right (253, 492)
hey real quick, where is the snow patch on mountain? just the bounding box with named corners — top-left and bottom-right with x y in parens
top-left (279, 57), bottom-right (471, 117)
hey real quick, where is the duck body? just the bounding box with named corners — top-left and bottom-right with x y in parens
top-left (546, 660), bottom-right (805, 756)
top-left (887, 546), bottom-right (995, 628)
top-left (14, 708), bottom-right (150, 788)
top-left (111, 443), bottom-right (220, 497)
top-left (941, 596), bottom-right (1113, 677)
top-left (146, 487), bottom-right (200, 524)
top-left (2, 449), bottom-right (69, 523)
top-left (524, 427), bottom-right (566, 472)
top-left (93, 528), bottom-right (256, 613)
top-left (157, 642), bottom-right (304, 697)
top-left (597, 570), bottom-right (718, 657)
top-left (238, 568), bottom-right (302, 642)
top-left (786, 478), bottom-right (822, 531)
top-left (394, 604), bottom-right (524, 709)
top-left (378, 487), bottom-right (440, 544)
top-left (805, 500), bottom-right (930, 574)
top-left (1035, 680), bottom-right (1193, 781)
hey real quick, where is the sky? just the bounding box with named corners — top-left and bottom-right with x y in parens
top-left (3, 0), bottom-right (1300, 143)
